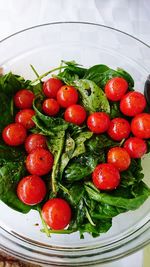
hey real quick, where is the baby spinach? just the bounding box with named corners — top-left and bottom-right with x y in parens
top-left (64, 153), bottom-right (99, 182)
top-left (84, 64), bottom-right (109, 84)
top-left (0, 161), bottom-right (31, 213)
top-left (75, 79), bottom-right (110, 113)
top-left (47, 131), bottom-right (65, 194)
top-left (85, 182), bottom-right (150, 210)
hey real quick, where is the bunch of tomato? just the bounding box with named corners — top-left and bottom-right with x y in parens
top-left (2, 76), bottom-right (150, 230)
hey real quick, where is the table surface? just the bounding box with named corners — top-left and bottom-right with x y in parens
top-left (0, 0), bottom-right (149, 266)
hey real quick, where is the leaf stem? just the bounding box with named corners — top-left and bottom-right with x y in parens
top-left (31, 66), bottom-right (66, 85)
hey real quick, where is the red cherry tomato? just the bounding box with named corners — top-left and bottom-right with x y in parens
top-left (131, 113), bottom-right (150, 139)
top-left (42, 198), bottom-right (71, 230)
top-left (87, 112), bottom-right (110, 134)
top-left (43, 78), bottom-right (63, 99)
top-left (92, 163), bottom-right (120, 190)
top-left (26, 148), bottom-right (54, 176)
top-left (64, 104), bottom-right (86, 125)
top-left (17, 175), bottom-right (46, 205)
top-left (2, 123), bottom-right (27, 146)
top-left (124, 137), bottom-right (147, 158)
top-left (107, 147), bottom-right (131, 171)
top-left (15, 109), bottom-right (35, 129)
top-left (57, 85), bottom-right (78, 108)
top-left (42, 98), bottom-right (60, 116)
top-left (25, 134), bottom-right (47, 153)
top-left (120, 91), bottom-right (146, 117)
top-left (14, 89), bottom-right (35, 109)
top-left (108, 118), bottom-right (131, 141)
top-left (105, 77), bottom-right (128, 101)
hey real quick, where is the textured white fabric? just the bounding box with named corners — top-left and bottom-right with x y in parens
top-left (0, 1), bottom-right (149, 266)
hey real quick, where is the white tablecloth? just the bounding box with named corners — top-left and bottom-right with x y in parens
top-left (0, 0), bottom-right (149, 266)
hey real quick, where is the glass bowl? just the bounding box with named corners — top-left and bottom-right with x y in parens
top-left (0, 22), bottom-right (150, 266)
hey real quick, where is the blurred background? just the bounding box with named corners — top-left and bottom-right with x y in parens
top-left (0, 0), bottom-right (149, 266)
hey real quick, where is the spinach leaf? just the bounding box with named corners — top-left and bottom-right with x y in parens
top-left (47, 131), bottom-right (65, 194)
top-left (85, 182), bottom-right (150, 210)
top-left (84, 64), bottom-right (109, 84)
top-left (117, 68), bottom-right (134, 88)
top-left (64, 153), bottom-right (99, 182)
top-left (120, 159), bottom-right (144, 188)
top-left (99, 68), bottom-right (134, 89)
top-left (0, 161), bottom-right (31, 213)
top-left (59, 182), bottom-right (85, 206)
top-left (0, 141), bottom-right (25, 165)
top-left (75, 79), bottom-right (110, 113)
top-left (86, 134), bottom-right (119, 155)
top-left (56, 61), bottom-right (86, 85)
top-left (79, 220), bottom-right (112, 238)
top-left (59, 134), bottom-right (75, 178)
top-left (72, 131), bottom-right (93, 158)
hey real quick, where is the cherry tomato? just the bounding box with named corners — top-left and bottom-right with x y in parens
top-left (108, 118), bottom-right (130, 141)
top-left (26, 148), bottom-right (54, 176)
top-left (131, 113), bottom-right (150, 139)
top-left (15, 109), bottom-right (35, 129)
top-left (107, 147), bottom-right (131, 171)
top-left (57, 85), bottom-right (78, 108)
top-left (105, 77), bottom-right (128, 101)
top-left (2, 123), bottom-right (27, 146)
top-left (43, 78), bottom-right (63, 99)
top-left (42, 198), bottom-right (71, 230)
top-left (120, 91), bottom-right (146, 117)
top-left (64, 104), bottom-right (86, 125)
top-left (17, 175), bottom-right (46, 205)
top-left (25, 134), bottom-right (47, 153)
top-left (124, 137), bottom-right (147, 158)
top-left (42, 98), bottom-right (60, 116)
top-left (87, 112), bottom-right (110, 134)
top-left (14, 89), bottom-right (35, 109)
top-left (92, 163), bottom-right (120, 190)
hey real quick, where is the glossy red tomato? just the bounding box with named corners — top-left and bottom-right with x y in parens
top-left (2, 123), bottom-right (27, 146)
top-left (42, 98), bottom-right (60, 116)
top-left (15, 109), bottom-right (35, 129)
top-left (87, 112), bottom-right (110, 134)
top-left (42, 198), bottom-right (71, 230)
top-left (64, 104), bottom-right (86, 125)
top-left (107, 147), bottom-right (131, 171)
top-left (124, 137), bottom-right (147, 158)
top-left (43, 78), bottom-right (63, 98)
top-left (26, 148), bottom-right (54, 176)
top-left (120, 91), bottom-right (146, 117)
top-left (131, 113), bottom-right (150, 139)
top-left (105, 77), bottom-right (128, 101)
top-left (57, 85), bottom-right (78, 108)
top-left (14, 89), bottom-right (35, 109)
top-left (17, 175), bottom-right (46, 205)
top-left (108, 118), bottom-right (131, 141)
top-left (92, 163), bottom-right (120, 190)
top-left (25, 134), bottom-right (47, 153)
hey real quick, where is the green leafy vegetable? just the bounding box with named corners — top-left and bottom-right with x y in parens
top-left (0, 161), bottom-right (31, 213)
top-left (47, 131), bottom-right (65, 194)
top-left (85, 182), bottom-right (150, 210)
top-left (84, 64), bottom-right (109, 83)
top-left (75, 79), bottom-right (110, 113)
top-left (64, 153), bottom-right (99, 182)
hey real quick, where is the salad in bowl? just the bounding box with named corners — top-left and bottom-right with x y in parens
top-left (0, 60), bottom-right (150, 239)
